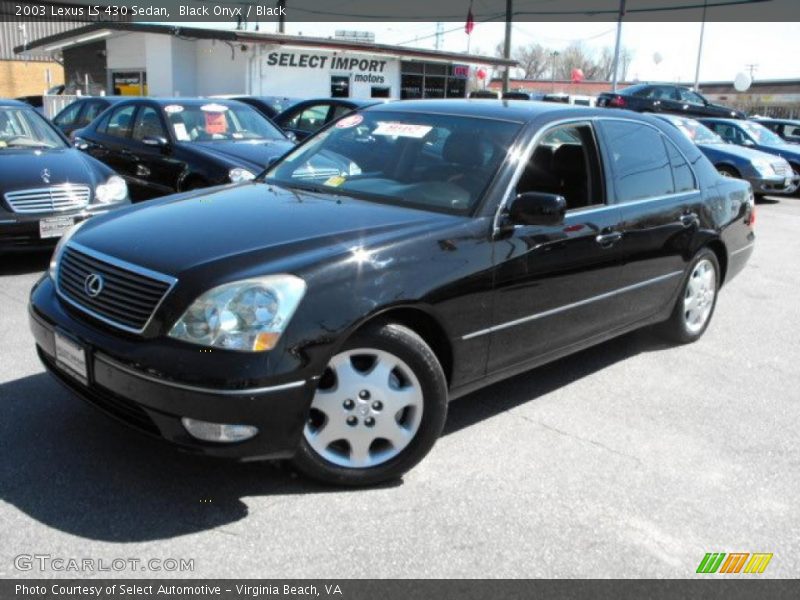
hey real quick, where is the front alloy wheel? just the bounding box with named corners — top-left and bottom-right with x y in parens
top-left (293, 323), bottom-right (447, 486)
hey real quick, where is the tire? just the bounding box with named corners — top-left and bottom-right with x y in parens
top-left (789, 163), bottom-right (800, 197)
top-left (716, 165), bottom-right (740, 179)
top-left (292, 322), bottom-right (448, 486)
top-left (658, 248), bottom-right (720, 344)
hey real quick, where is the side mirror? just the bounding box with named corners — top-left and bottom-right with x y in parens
top-left (284, 131), bottom-right (298, 143)
top-left (741, 139), bottom-right (755, 147)
top-left (507, 192), bottom-right (566, 227)
top-left (142, 135), bottom-right (169, 149)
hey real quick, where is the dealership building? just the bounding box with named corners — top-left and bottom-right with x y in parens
top-left (15, 22), bottom-right (514, 101)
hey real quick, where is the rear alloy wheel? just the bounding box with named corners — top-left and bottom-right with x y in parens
top-left (658, 248), bottom-right (720, 344)
top-left (293, 323), bottom-right (447, 486)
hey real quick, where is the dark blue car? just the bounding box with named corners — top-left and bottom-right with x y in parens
top-left (700, 118), bottom-right (800, 195)
top-left (657, 114), bottom-right (797, 197)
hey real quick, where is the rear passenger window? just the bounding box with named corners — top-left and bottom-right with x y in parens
top-left (54, 102), bottom-right (81, 126)
top-left (103, 105), bottom-right (136, 138)
top-left (78, 102), bottom-right (105, 126)
top-left (600, 121), bottom-right (674, 203)
top-left (665, 139), bottom-right (696, 192)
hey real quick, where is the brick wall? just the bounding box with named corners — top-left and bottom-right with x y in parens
top-left (0, 60), bottom-right (65, 98)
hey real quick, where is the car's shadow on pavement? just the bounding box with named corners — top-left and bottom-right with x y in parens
top-left (0, 250), bottom-right (51, 276)
top-left (0, 328), bottom-right (669, 542)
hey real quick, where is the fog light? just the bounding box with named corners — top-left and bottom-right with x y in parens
top-left (181, 418), bottom-right (258, 443)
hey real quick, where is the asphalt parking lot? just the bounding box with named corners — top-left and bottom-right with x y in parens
top-left (1, 197), bottom-right (798, 579)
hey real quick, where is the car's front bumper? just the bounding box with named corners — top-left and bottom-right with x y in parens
top-left (749, 173), bottom-right (799, 195)
top-left (0, 205), bottom-right (119, 251)
top-left (29, 280), bottom-right (316, 460)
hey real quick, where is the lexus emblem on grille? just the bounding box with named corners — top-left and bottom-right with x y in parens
top-left (41, 168), bottom-right (51, 184)
top-left (84, 273), bottom-right (104, 298)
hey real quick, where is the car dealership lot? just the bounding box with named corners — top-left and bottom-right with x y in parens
top-left (1, 198), bottom-right (798, 579)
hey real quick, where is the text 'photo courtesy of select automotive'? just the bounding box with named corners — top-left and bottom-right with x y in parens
top-left (0, 0), bottom-right (799, 597)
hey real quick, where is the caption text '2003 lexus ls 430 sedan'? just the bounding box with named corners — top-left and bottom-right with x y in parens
top-left (29, 101), bottom-right (755, 486)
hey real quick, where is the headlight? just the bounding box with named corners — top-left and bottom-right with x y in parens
top-left (168, 275), bottom-right (306, 352)
top-left (95, 175), bottom-right (128, 203)
top-left (48, 220), bottom-right (86, 280)
top-left (751, 158), bottom-right (774, 176)
top-left (229, 168), bottom-right (256, 183)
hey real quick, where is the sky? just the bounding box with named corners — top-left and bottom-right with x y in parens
top-left (250, 21), bottom-right (800, 83)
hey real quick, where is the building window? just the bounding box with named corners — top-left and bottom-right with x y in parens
top-left (400, 61), bottom-right (467, 99)
top-left (331, 75), bottom-right (350, 98)
top-left (371, 86), bottom-right (391, 98)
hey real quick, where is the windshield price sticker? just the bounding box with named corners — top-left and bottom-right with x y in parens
top-left (324, 175), bottom-right (347, 187)
top-left (373, 122), bottom-right (433, 138)
top-left (200, 104), bottom-right (229, 112)
top-left (164, 105), bottom-right (184, 114)
top-left (335, 114), bottom-right (363, 129)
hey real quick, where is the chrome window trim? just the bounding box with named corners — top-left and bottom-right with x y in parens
top-left (55, 241), bottom-right (177, 335)
top-left (95, 353), bottom-right (306, 396)
top-left (462, 270), bottom-right (684, 341)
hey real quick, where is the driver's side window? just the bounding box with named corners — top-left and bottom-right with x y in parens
top-left (516, 123), bottom-right (603, 211)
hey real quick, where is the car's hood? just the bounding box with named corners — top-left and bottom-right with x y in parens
top-left (0, 147), bottom-right (100, 193)
top-left (74, 183), bottom-right (459, 277)
top-left (755, 143), bottom-right (800, 161)
top-left (698, 142), bottom-right (776, 163)
top-left (190, 139), bottom-right (294, 171)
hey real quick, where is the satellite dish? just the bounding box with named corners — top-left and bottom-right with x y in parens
top-left (653, 52), bottom-right (663, 65)
top-left (734, 72), bottom-right (752, 92)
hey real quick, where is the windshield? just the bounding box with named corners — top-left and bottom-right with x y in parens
top-left (739, 121), bottom-right (785, 145)
top-left (265, 111), bottom-right (522, 215)
top-left (163, 102), bottom-right (286, 142)
top-left (0, 107), bottom-right (66, 150)
top-left (667, 117), bottom-right (723, 144)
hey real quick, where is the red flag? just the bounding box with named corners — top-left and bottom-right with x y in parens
top-left (465, 3), bottom-right (475, 35)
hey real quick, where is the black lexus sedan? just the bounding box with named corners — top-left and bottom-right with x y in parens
top-left (73, 98), bottom-right (295, 200)
top-left (29, 101), bottom-right (754, 486)
top-left (598, 84), bottom-right (746, 119)
top-left (52, 96), bottom-right (126, 139)
top-left (0, 99), bottom-right (129, 252)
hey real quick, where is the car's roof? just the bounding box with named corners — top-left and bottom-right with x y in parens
top-left (0, 98), bottom-right (32, 108)
top-left (753, 117), bottom-right (800, 124)
top-left (364, 99), bottom-right (616, 123)
top-left (698, 117), bottom-right (739, 123)
top-left (131, 97), bottom-right (246, 106)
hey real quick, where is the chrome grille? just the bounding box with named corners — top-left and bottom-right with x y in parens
top-left (4, 184), bottom-right (91, 214)
top-left (772, 162), bottom-right (790, 176)
top-left (56, 243), bottom-right (176, 333)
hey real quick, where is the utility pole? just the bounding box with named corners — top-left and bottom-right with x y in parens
top-left (745, 63), bottom-right (759, 79)
top-left (550, 51), bottom-right (559, 92)
top-left (278, 0), bottom-right (286, 34)
top-left (502, 0), bottom-right (513, 93)
top-left (611, 0), bottom-right (626, 92)
top-left (693, 0), bottom-right (708, 90)
top-left (435, 22), bottom-right (444, 50)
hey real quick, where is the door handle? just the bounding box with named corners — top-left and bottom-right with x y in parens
top-left (679, 213), bottom-right (699, 227)
top-left (595, 231), bottom-right (623, 247)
